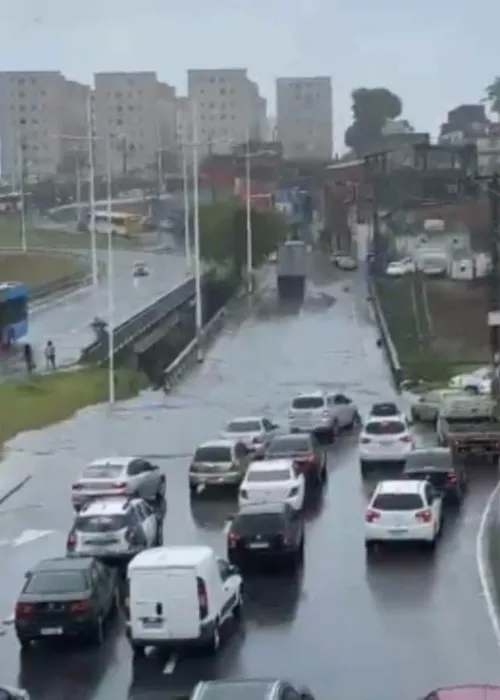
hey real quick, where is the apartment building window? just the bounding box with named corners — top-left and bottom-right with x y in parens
top-left (40, 90), bottom-right (46, 96)
top-left (127, 79), bottom-right (134, 86)
top-left (19, 91), bottom-right (25, 98)
top-left (19, 118), bottom-right (26, 125)
top-left (209, 77), bottom-right (216, 83)
top-left (18, 78), bottom-right (25, 85)
top-left (116, 119), bottom-right (123, 126)
top-left (220, 88), bottom-right (226, 95)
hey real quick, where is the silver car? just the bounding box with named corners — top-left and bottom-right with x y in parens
top-left (411, 388), bottom-right (466, 423)
top-left (71, 457), bottom-right (165, 511)
top-left (220, 416), bottom-right (280, 455)
top-left (189, 439), bottom-right (253, 493)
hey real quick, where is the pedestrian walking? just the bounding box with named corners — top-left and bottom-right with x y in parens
top-left (45, 340), bottom-right (56, 370)
top-left (23, 343), bottom-right (35, 374)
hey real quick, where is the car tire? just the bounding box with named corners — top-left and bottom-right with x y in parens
top-left (206, 621), bottom-right (221, 654)
top-left (360, 460), bottom-right (370, 477)
top-left (365, 541), bottom-right (377, 557)
top-left (330, 422), bottom-right (338, 443)
top-left (131, 641), bottom-right (145, 657)
top-left (233, 592), bottom-right (243, 621)
top-left (155, 477), bottom-right (166, 504)
top-left (18, 636), bottom-right (32, 650)
top-left (154, 521), bottom-right (163, 546)
top-left (91, 615), bottom-right (105, 645)
top-left (321, 462), bottom-right (328, 483)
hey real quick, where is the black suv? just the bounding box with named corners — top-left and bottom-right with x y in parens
top-left (15, 556), bottom-right (118, 648)
top-left (403, 447), bottom-right (467, 504)
top-left (227, 502), bottom-right (304, 570)
top-left (369, 402), bottom-right (401, 418)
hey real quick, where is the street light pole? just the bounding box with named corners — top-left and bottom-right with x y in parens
top-left (105, 137), bottom-right (115, 405)
top-left (191, 100), bottom-right (203, 347)
top-left (86, 95), bottom-right (98, 286)
top-left (245, 131), bottom-right (253, 294)
top-left (182, 142), bottom-right (192, 275)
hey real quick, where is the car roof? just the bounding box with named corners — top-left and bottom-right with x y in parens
top-left (248, 458), bottom-right (293, 471)
top-left (31, 556), bottom-right (94, 573)
top-left (238, 502), bottom-right (288, 516)
top-left (227, 416), bottom-right (264, 424)
top-left (375, 479), bottom-right (425, 495)
top-left (292, 390), bottom-right (325, 399)
top-left (270, 432), bottom-right (311, 443)
top-left (129, 545), bottom-right (214, 570)
top-left (197, 439), bottom-right (236, 449)
top-left (193, 679), bottom-right (280, 700)
top-left (78, 497), bottom-right (137, 516)
top-left (86, 456), bottom-right (133, 468)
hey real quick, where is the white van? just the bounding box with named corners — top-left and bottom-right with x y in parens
top-left (126, 545), bottom-right (243, 655)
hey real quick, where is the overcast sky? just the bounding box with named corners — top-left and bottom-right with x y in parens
top-left (1, 0), bottom-right (497, 152)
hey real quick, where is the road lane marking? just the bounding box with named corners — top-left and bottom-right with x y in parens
top-left (476, 479), bottom-right (500, 648)
top-left (162, 654), bottom-right (178, 674)
top-left (13, 529), bottom-right (53, 547)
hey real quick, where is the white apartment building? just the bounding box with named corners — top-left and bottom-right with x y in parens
top-left (93, 72), bottom-right (177, 175)
top-left (0, 71), bottom-right (89, 180)
top-left (187, 69), bottom-right (266, 156)
top-left (276, 76), bottom-right (333, 160)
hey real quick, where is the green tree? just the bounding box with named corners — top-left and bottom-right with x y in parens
top-left (344, 87), bottom-right (403, 156)
top-left (485, 77), bottom-right (500, 117)
top-left (199, 201), bottom-right (287, 278)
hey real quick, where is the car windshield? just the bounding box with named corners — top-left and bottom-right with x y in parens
top-left (75, 514), bottom-right (129, 532)
top-left (234, 513), bottom-right (286, 534)
top-left (267, 437), bottom-right (311, 454)
top-left (405, 452), bottom-right (452, 470)
top-left (194, 446), bottom-right (232, 462)
top-left (365, 420), bottom-right (406, 435)
top-left (372, 493), bottom-right (424, 510)
top-left (292, 396), bottom-right (324, 409)
top-left (226, 420), bottom-right (261, 433)
top-left (370, 403), bottom-right (399, 417)
top-left (83, 464), bottom-right (123, 479)
top-left (24, 571), bottom-right (87, 594)
top-left (246, 469), bottom-right (291, 482)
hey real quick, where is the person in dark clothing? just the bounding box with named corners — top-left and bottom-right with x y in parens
top-left (45, 340), bottom-right (56, 370)
top-left (23, 343), bottom-right (34, 374)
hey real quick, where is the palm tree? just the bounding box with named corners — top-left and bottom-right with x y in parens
top-left (485, 77), bottom-right (500, 118)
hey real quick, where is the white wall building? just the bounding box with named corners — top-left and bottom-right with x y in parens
top-left (0, 71), bottom-right (89, 180)
top-left (187, 68), bottom-right (266, 156)
top-left (276, 76), bottom-right (333, 160)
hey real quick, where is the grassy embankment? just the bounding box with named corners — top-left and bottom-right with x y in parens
top-left (375, 275), bottom-right (455, 385)
top-left (0, 368), bottom-right (147, 445)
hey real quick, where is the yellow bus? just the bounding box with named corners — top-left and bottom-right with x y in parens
top-left (89, 211), bottom-right (143, 237)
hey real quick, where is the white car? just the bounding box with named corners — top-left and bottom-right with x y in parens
top-left (238, 458), bottom-right (305, 511)
top-left (288, 390), bottom-right (358, 440)
top-left (220, 416), bottom-right (280, 454)
top-left (365, 479), bottom-right (442, 551)
top-left (334, 254), bottom-right (358, 270)
top-left (449, 366), bottom-right (494, 394)
top-left (66, 497), bottom-right (162, 559)
top-left (385, 258), bottom-right (415, 277)
top-left (359, 417), bottom-right (414, 475)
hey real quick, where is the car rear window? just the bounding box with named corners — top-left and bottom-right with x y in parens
top-left (82, 464), bottom-right (123, 479)
top-left (24, 571), bottom-right (88, 594)
top-left (267, 436), bottom-right (311, 455)
top-left (234, 513), bottom-right (286, 535)
top-left (246, 469), bottom-right (291, 482)
top-left (292, 396), bottom-right (324, 409)
top-left (370, 403), bottom-right (399, 417)
top-left (194, 446), bottom-right (232, 462)
top-left (372, 493), bottom-right (424, 510)
top-left (365, 420), bottom-right (406, 435)
top-left (226, 420), bottom-right (261, 433)
top-left (75, 514), bottom-right (129, 532)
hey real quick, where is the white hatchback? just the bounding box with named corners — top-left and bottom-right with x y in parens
top-left (365, 479), bottom-right (442, 550)
top-left (238, 459), bottom-right (305, 511)
top-left (359, 417), bottom-right (414, 474)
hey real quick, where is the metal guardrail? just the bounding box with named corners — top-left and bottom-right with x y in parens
top-left (31, 273), bottom-right (90, 300)
top-left (80, 273), bottom-right (208, 364)
top-left (367, 271), bottom-right (403, 389)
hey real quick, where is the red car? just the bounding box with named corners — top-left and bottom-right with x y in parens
top-left (423, 686), bottom-right (500, 700)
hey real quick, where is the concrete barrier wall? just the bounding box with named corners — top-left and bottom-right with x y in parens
top-left (485, 486), bottom-right (500, 613)
top-left (366, 270), bottom-right (403, 390)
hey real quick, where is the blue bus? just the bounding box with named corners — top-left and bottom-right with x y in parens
top-left (0, 282), bottom-right (28, 347)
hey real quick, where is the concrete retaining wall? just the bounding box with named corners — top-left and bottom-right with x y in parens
top-left (366, 270), bottom-right (403, 390)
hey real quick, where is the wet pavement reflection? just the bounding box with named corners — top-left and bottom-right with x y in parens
top-left (0, 256), bottom-right (498, 700)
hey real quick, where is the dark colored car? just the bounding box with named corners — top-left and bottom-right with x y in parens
top-left (227, 503), bottom-right (305, 569)
top-left (403, 447), bottom-right (467, 504)
top-left (264, 433), bottom-right (326, 485)
top-left (15, 556), bottom-right (118, 648)
top-left (369, 402), bottom-right (401, 418)
top-left (190, 679), bottom-right (315, 700)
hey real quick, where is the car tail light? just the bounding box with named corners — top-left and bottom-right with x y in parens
top-left (70, 600), bottom-right (91, 613)
top-left (415, 509), bottom-right (432, 523)
top-left (360, 437), bottom-right (371, 444)
top-left (296, 455), bottom-right (316, 468)
top-left (365, 509), bottom-right (380, 523)
top-left (239, 489), bottom-right (248, 499)
top-left (399, 435), bottom-right (412, 443)
top-left (288, 487), bottom-right (299, 497)
top-left (228, 532), bottom-right (239, 548)
top-left (71, 483), bottom-right (83, 490)
top-left (67, 533), bottom-right (76, 550)
top-left (197, 577), bottom-right (208, 620)
top-left (15, 602), bottom-right (35, 619)
top-left (447, 470), bottom-right (457, 483)
top-left (113, 482), bottom-right (127, 490)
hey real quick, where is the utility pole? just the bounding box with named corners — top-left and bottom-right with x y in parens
top-left (487, 172), bottom-right (500, 398)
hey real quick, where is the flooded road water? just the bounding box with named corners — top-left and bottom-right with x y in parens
top-left (0, 256), bottom-right (498, 700)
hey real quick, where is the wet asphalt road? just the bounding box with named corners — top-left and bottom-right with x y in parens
top-left (1, 246), bottom-right (188, 377)
top-left (0, 257), bottom-right (499, 699)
